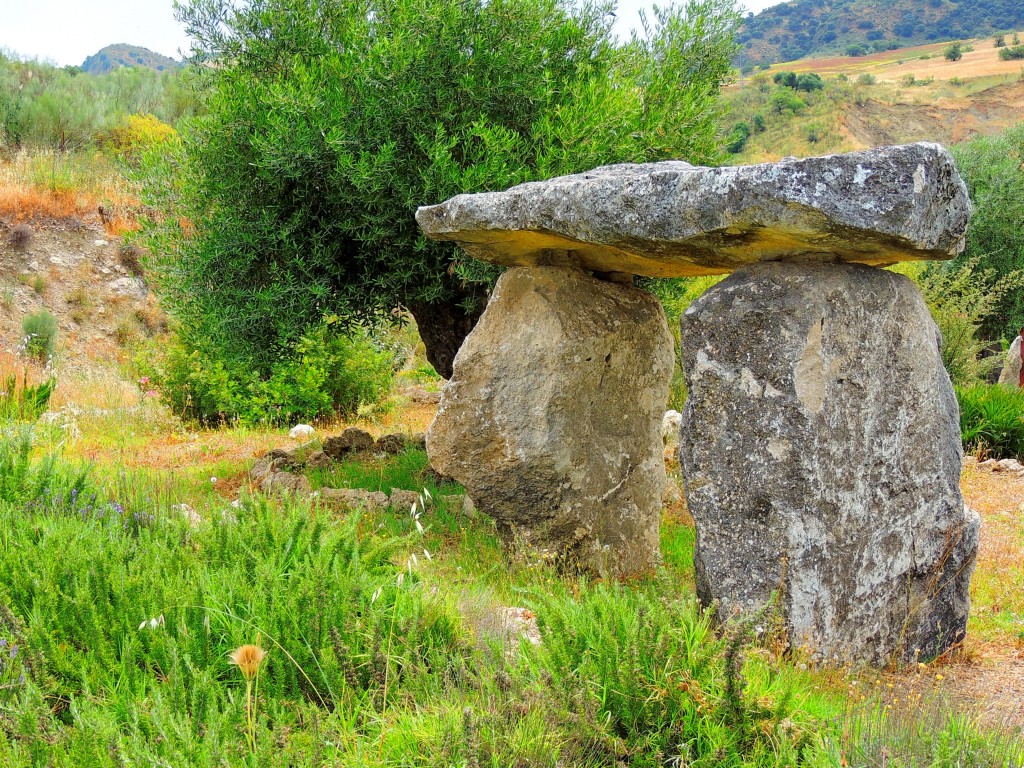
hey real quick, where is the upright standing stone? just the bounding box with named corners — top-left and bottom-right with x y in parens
top-left (426, 266), bottom-right (673, 578)
top-left (680, 261), bottom-right (979, 664)
top-left (997, 335), bottom-right (1022, 387)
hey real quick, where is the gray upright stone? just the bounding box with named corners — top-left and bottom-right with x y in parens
top-left (998, 336), bottom-right (1022, 387)
top-left (417, 143), bottom-right (969, 277)
top-left (680, 261), bottom-right (979, 664)
top-left (427, 266), bottom-right (674, 578)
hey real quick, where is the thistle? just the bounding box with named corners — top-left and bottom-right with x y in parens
top-left (229, 643), bottom-right (267, 755)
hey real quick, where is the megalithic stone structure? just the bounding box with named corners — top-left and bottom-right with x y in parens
top-left (417, 142), bottom-right (979, 663)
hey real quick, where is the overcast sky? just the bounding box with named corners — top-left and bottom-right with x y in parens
top-left (1, 0), bottom-right (786, 68)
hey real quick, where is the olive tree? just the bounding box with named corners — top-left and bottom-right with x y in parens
top-left (152, 0), bottom-right (739, 378)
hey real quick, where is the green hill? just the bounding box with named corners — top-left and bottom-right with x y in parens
top-left (81, 44), bottom-right (181, 75)
top-left (737, 0), bottom-right (1024, 66)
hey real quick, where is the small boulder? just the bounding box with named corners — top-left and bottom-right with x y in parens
top-left (662, 409), bottom-right (682, 446)
top-left (320, 488), bottom-right (389, 512)
top-left (407, 386), bottom-right (442, 404)
top-left (323, 427), bottom-right (375, 458)
top-left (304, 450), bottom-right (332, 470)
top-left (994, 458), bottom-right (1024, 473)
top-left (260, 471), bottom-right (311, 496)
top-left (997, 336), bottom-right (1022, 387)
top-left (375, 433), bottom-right (408, 454)
top-left (250, 449), bottom-right (297, 484)
top-left (390, 489), bottom-right (421, 511)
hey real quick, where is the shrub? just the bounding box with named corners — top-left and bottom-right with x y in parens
top-left (995, 34), bottom-right (1006, 47)
top-left (0, 372), bottom-right (55, 422)
top-left (768, 88), bottom-right (806, 115)
top-left (20, 309), bottom-right (57, 362)
top-left (998, 45), bottom-right (1024, 61)
top-left (951, 124), bottom-right (1024, 337)
top-left (99, 113), bottom-right (176, 166)
top-left (912, 260), bottom-right (1022, 386)
top-left (957, 384), bottom-right (1024, 458)
top-left (944, 42), bottom-right (963, 61)
top-left (949, 76), bottom-right (965, 86)
top-left (7, 223), bottom-right (32, 249)
top-left (148, 324), bottom-right (395, 426)
top-left (856, 73), bottom-right (876, 86)
top-left (726, 122), bottom-right (751, 154)
top-left (795, 72), bottom-right (824, 92)
top-left (772, 70), bottom-right (797, 88)
top-left (751, 113), bottom-right (766, 133)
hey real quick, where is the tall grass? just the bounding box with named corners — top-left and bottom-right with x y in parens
top-left (957, 383), bottom-right (1024, 458)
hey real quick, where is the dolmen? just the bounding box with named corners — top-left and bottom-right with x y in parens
top-left (416, 143), bottom-right (979, 665)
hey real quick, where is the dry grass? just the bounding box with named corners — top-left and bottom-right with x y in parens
top-left (0, 149), bottom-right (139, 225)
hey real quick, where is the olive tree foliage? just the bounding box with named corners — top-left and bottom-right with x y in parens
top-left (146, 0), bottom-right (739, 378)
top-left (950, 123), bottom-right (1024, 340)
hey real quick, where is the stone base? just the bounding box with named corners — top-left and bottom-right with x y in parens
top-left (427, 266), bottom-right (674, 578)
top-left (679, 261), bottom-right (978, 665)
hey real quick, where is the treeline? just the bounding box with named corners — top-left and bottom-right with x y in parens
top-left (737, 0), bottom-right (1024, 66)
top-left (0, 52), bottom-right (200, 152)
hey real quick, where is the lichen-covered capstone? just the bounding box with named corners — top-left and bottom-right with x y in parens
top-left (427, 266), bottom-right (674, 577)
top-left (679, 261), bottom-right (979, 664)
top-left (416, 143), bottom-right (969, 277)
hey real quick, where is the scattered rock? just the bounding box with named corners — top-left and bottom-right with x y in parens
top-left (322, 427), bottom-right (375, 458)
top-left (304, 450), bottom-right (332, 470)
top-left (462, 495), bottom-right (477, 519)
top-left (978, 459), bottom-right (998, 469)
top-left (172, 503), bottom-right (202, 527)
top-left (500, 607), bottom-right (542, 647)
top-left (994, 458), bottom-right (1024, 473)
top-left (997, 336), bottom-right (1022, 387)
top-left (679, 261), bottom-right (978, 664)
top-left (417, 143), bottom-right (969, 277)
top-left (319, 488), bottom-right (389, 512)
top-left (409, 432), bottom-right (427, 450)
top-left (389, 488), bottom-right (421, 511)
top-left (406, 386), bottom-right (442, 405)
top-left (249, 449), bottom-right (297, 484)
top-left (662, 409), bottom-right (682, 447)
top-left (260, 471), bottom-right (311, 496)
top-left (289, 423), bottom-right (315, 441)
top-left (427, 266), bottom-right (673, 578)
top-left (375, 433), bottom-right (408, 454)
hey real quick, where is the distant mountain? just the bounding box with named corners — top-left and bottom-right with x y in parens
top-left (737, 0), bottom-right (1024, 66)
top-left (81, 44), bottom-right (181, 75)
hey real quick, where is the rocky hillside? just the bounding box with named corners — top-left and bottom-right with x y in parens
top-left (81, 44), bottom-right (181, 75)
top-left (738, 0), bottom-right (1024, 66)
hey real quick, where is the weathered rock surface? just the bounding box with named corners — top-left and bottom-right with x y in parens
top-left (319, 488), bottom-right (389, 512)
top-left (323, 427), bottom-right (375, 458)
top-left (998, 336), bottom-right (1022, 386)
top-left (260, 471), bottom-right (311, 497)
top-left (375, 433), bottom-right (408, 455)
top-left (249, 449), bottom-right (297, 484)
top-left (679, 261), bottom-right (978, 664)
top-left (417, 143), bottom-right (969, 278)
top-left (427, 266), bottom-right (673, 577)
top-left (390, 489), bottom-right (421, 511)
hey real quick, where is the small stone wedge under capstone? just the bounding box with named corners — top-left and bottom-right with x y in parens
top-left (416, 143), bottom-right (969, 277)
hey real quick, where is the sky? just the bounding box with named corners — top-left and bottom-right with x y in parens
top-left (0, 0), bottom-right (787, 68)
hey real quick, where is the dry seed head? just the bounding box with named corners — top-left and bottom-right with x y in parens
top-left (228, 644), bottom-right (267, 681)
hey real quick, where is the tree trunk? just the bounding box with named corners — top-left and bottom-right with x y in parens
top-left (408, 295), bottom-right (485, 380)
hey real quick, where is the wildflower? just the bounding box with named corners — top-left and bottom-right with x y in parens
top-left (228, 644), bottom-right (267, 682)
top-left (210, 477), bottom-right (218, 484)
top-left (935, 673), bottom-right (944, 681)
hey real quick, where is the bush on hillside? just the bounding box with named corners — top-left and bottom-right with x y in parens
top-left (998, 45), bottom-right (1024, 60)
top-left (957, 384), bottom-right (1024, 458)
top-left (20, 310), bottom-right (57, 362)
top-left (726, 121), bottom-right (751, 153)
top-left (944, 42), bottom-right (963, 61)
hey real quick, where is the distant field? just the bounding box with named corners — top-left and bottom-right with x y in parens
top-left (757, 30), bottom-right (1024, 83)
